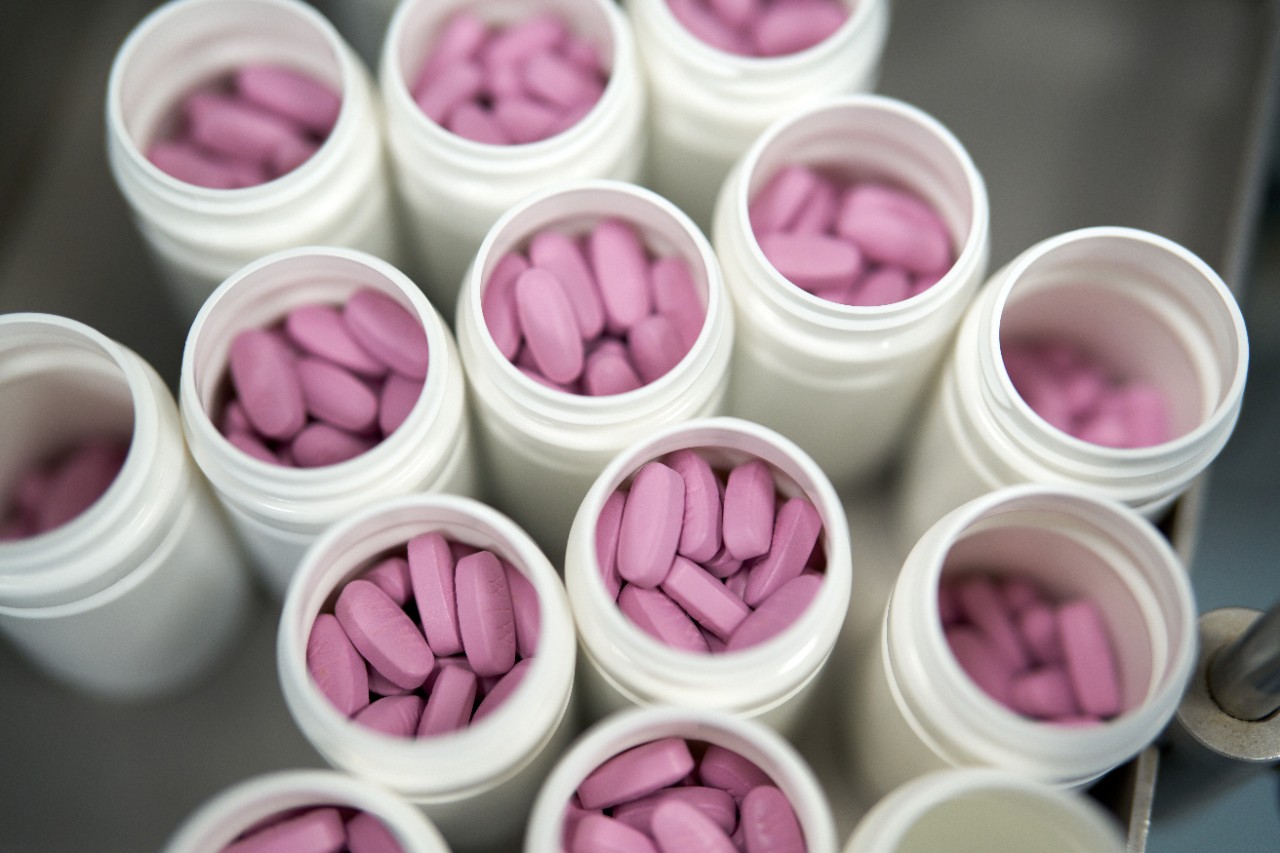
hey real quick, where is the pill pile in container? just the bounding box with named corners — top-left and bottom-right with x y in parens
top-left (219, 805), bottom-right (402, 853)
top-left (599, 450), bottom-right (825, 652)
top-left (0, 438), bottom-right (130, 540)
top-left (750, 165), bottom-right (955, 306)
top-left (218, 288), bottom-right (428, 467)
top-left (307, 532), bottom-right (538, 738)
top-left (148, 64), bottom-right (340, 188)
top-left (564, 737), bottom-right (806, 851)
top-left (483, 219), bottom-right (705, 394)
top-left (667, 0), bottom-right (850, 57)
top-left (412, 11), bottom-right (608, 145)
top-left (940, 573), bottom-right (1123, 723)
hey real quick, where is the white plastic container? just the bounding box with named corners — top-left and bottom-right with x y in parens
top-left (526, 706), bottom-right (839, 852)
top-left (107, 0), bottom-right (399, 319)
top-left (712, 95), bottom-right (990, 492)
top-left (842, 486), bottom-right (1197, 800)
top-left (564, 417), bottom-right (851, 734)
top-left (843, 768), bottom-right (1125, 853)
top-left (895, 226), bottom-right (1249, 546)
top-left (628, 0), bottom-right (890, 228)
top-left (379, 0), bottom-right (647, 318)
top-left (456, 180), bottom-right (733, 558)
top-left (180, 246), bottom-right (476, 598)
top-left (163, 769), bottom-right (451, 853)
top-left (278, 494), bottom-right (577, 852)
top-left (0, 314), bottom-right (251, 700)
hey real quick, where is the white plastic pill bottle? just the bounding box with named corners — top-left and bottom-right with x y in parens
top-left (525, 705), bottom-right (839, 852)
top-left (842, 768), bottom-right (1125, 853)
top-left (0, 314), bottom-right (252, 700)
top-left (896, 226), bottom-right (1249, 547)
top-left (278, 494), bottom-right (576, 852)
top-left (627, 0), bottom-right (890, 229)
top-left (712, 95), bottom-right (990, 493)
top-left (107, 0), bottom-right (399, 319)
top-left (564, 417), bottom-right (851, 735)
top-left (163, 769), bottom-right (451, 853)
top-left (379, 0), bottom-right (647, 318)
top-left (456, 180), bottom-right (733, 560)
top-left (180, 246), bottom-right (476, 598)
top-left (843, 486), bottom-right (1197, 801)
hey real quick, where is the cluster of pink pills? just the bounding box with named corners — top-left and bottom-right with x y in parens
top-left (1003, 337), bottom-right (1171, 448)
top-left (148, 64), bottom-right (340, 189)
top-left (412, 11), bottom-right (607, 145)
top-left (598, 451), bottom-right (825, 653)
top-left (564, 737), bottom-right (806, 851)
top-left (668, 0), bottom-right (849, 57)
top-left (217, 288), bottom-right (428, 468)
top-left (307, 533), bottom-right (538, 738)
top-left (0, 438), bottom-right (129, 541)
top-left (749, 166), bottom-right (955, 306)
top-left (940, 573), bottom-right (1123, 724)
top-left (484, 219), bottom-right (705, 394)
top-left (220, 806), bottom-right (401, 853)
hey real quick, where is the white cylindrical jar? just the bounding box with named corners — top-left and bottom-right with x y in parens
top-left (278, 494), bottom-right (577, 852)
top-left (180, 246), bottom-right (476, 598)
top-left (712, 95), bottom-right (990, 492)
top-left (526, 706), bottom-right (838, 851)
top-left (564, 417), bottom-right (851, 734)
top-left (895, 226), bottom-right (1249, 546)
top-left (163, 769), bottom-right (451, 853)
top-left (628, 0), bottom-right (890, 228)
top-left (456, 180), bottom-right (733, 558)
top-left (843, 768), bottom-right (1124, 853)
top-left (843, 486), bottom-right (1197, 800)
top-left (107, 0), bottom-right (399, 319)
top-left (379, 0), bottom-right (647, 318)
top-left (0, 314), bottom-right (251, 699)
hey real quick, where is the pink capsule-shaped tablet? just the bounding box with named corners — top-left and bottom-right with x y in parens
top-left (223, 806), bottom-right (346, 853)
top-left (414, 60), bottom-right (485, 124)
top-left (1011, 666), bottom-right (1079, 720)
top-left (661, 556), bottom-right (751, 642)
top-left (482, 251), bottom-right (529, 360)
top-left (789, 176), bottom-right (840, 235)
top-left (590, 218), bottom-right (654, 334)
top-left (335, 579), bottom-right (435, 690)
top-left (749, 164), bottom-right (822, 235)
top-left (236, 63), bottom-right (342, 136)
top-left (617, 462), bottom-right (686, 588)
top-left (415, 11), bottom-right (488, 90)
top-left (650, 256), bottom-right (705, 350)
top-left (529, 230), bottom-right (606, 339)
top-left (742, 497), bottom-right (822, 608)
top-left (836, 182), bottom-right (953, 275)
top-left (750, 0), bottom-right (849, 56)
top-left (619, 584), bottom-right (710, 653)
top-left (448, 101), bottom-right (512, 144)
top-left (1018, 601), bottom-right (1064, 665)
top-left (492, 96), bottom-right (562, 144)
top-left (584, 343), bottom-right (644, 396)
top-left (758, 231), bottom-right (862, 293)
top-left (472, 656), bottom-right (532, 722)
top-left (697, 744), bottom-right (773, 799)
top-left (417, 663), bottom-right (478, 736)
top-left (296, 356), bottom-right (379, 433)
top-left (665, 449), bottom-right (723, 563)
top-left (577, 737), bottom-right (697, 810)
top-left (628, 314), bottom-right (686, 384)
top-left (346, 811), bottom-right (405, 853)
top-left (652, 799), bottom-right (737, 853)
top-left (504, 561), bottom-right (541, 658)
top-left (702, 544), bottom-right (743, 580)
top-left (185, 91), bottom-right (310, 167)
top-left (740, 785), bottom-right (805, 853)
top-left (352, 694), bottom-right (424, 738)
top-left (667, 0), bottom-right (753, 53)
top-left (613, 786), bottom-right (738, 837)
top-left (361, 556), bottom-right (412, 607)
top-left (570, 813), bottom-right (659, 853)
top-left (954, 575), bottom-right (1031, 672)
top-left (285, 303), bottom-right (388, 378)
top-left (708, 0), bottom-right (765, 29)
top-left (147, 139), bottom-right (265, 189)
top-left (848, 265), bottom-right (912, 307)
top-left (946, 624), bottom-right (1015, 708)
top-left (455, 551), bottom-right (517, 677)
top-left (597, 489), bottom-right (627, 600)
top-left (226, 431), bottom-right (280, 465)
top-left (515, 267), bottom-right (585, 384)
top-left (378, 372), bottom-right (423, 437)
top-left (290, 423), bottom-right (377, 468)
top-left (483, 14), bottom-right (569, 69)
top-left (1058, 598), bottom-right (1122, 717)
top-left (725, 573), bottom-right (821, 651)
top-left (343, 289), bottom-right (430, 380)
top-left (33, 440), bottom-right (128, 533)
top-left (407, 532), bottom-right (464, 657)
top-left (524, 48), bottom-right (602, 111)
top-left (307, 613), bottom-right (370, 716)
top-left (228, 327), bottom-right (307, 441)
top-left (721, 460), bottom-right (776, 561)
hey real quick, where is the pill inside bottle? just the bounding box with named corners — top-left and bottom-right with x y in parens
top-left (218, 804), bottom-right (406, 853)
top-left (0, 437), bottom-right (131, 541)
top-left (666, 0), bottom-right (851, 58)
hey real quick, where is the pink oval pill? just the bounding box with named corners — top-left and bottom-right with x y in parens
top-left (617, 462), bottom-right (686, 588)
top-left (665, 449), bottom-right (723, 563)
top-left (721, 460), bottom-right (776, 561)
top-left (414, 60), bottom-right (485, 124)
top-left (1018, 601), bottom-right (1064, 665)
top-left (343, 289), bottom-right (430, 380)
top-left (415, 11), bottom-right (489, 90)
top-left (614, 786), bottom-right (738, 837)
top-left (650, 256), bottom-right (705, 350)
top-left (741, 785), bottom-right (805, 853)
top-left (448, 101), bottom-right (512, 144)
top-left (482, 251), bottom-right (530, 360)
top-left (789, 177), bottom-right (840, 235)
top-left (583, 343), bottom-right (644, 396)
top-left (758, 231), bottom-right (863, 293)
top-left (483, 14), bottom-right (569, 69)
top-left (750, 0), bottom-right (848, 56)
top-left (628, 314), bottom-right (686, 384)
top-left (515, 267), bottom-right (585, 384)
top-left (848, 265), bottom-right (912, 307)
top-left (236, 63), bottom-right (341, 136)
top-left (492, 96), bottom-right (562, 144)
top-left (577, 737), bottom-right (697, 810)
top-left (226, 430), bottom-right (280, 465)
top-left (228, 327), bottom-right (307, 441)
top-left (668, 0), bottom-right (753, 53)
top-left (652, 799), bottom-right (737, 853)
top-left (360, 555), bottom-right (412, 607)
top-left (661, 556), bottom-right (750, 642)
top-left (417, 663), bottom-right (478, 736)
top-left (32, 440), bottom-right (128, 533)
top-left (749, 164), bottom-right (822, 235)
top-left (743, 497), bottom-right (822, 608)
top-left (619, 584), bottom-right (710, 653)
top-left (472, 656), bottom-right (532, 722)
top-left (954, 575), bottom-right (1031, 672)
top-left (697, 744), bottom-right (772, 799)
top-left (455, 550), bottom-right (517, 677)
top-left (335, 579), bottom-right (435, 691)
top-left (296, 356), bottom-right (379, 433)
top-left (525, 48), bottom-right (602, 111)
top-left (946, 624), bottom-right (1015, 707)
top-left (529, 230), bottom-right (605, 339)
top-left (407, 532), bottom-right (464, 657)
top-left (590, 218), bottom-right (654, 335)
top-left (1058, 598), bottom-right (1122, 717)
top-left (597, 489), bottom-right (627, 600)
top-left (504, 560), bottom-right (541, 658)
top-left (223, 806), bottom-right (346, 853)
top-left (570, 814), bottom-right (659, 853)
top-left (836, 182), bottom-right (953, 275)
top-left (1011, 666), bottom-right (1080, 720)
top-left (285, 303), bottom-right (389, 378)
top-left (307, 613), bottom-right (370, 717)
top-left (726, 573), bottom-right (822, 652)
top-left (346, 811), bottom-right (405, 853)
top-left (378, 372), bottom-right (423, 437)
top-left (290, 423), bottom-right (376, 467)
top-left (352, 694), bottom-right (424, 738)
top-left (147, 139), bottom-right (265, 189)
top-left (185, 91), bottom-right (309, 166)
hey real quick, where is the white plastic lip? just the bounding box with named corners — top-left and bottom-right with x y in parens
top-left (277, 493), bottom-right (576, 798)
top-left (179, 245), bottom-right (451, 513)
top-left (161, 769), bottom-right (450, 853)
top-left (733, 93), bottom-right (990, 330)
top-left (107, 0), bottom-right (355, 212)
top-left (570, 416), bottom-right (852, 711)
top-left (525, 706), bottom-right (838, 852)
top-left (464, 178), bottom-right (727, 426)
